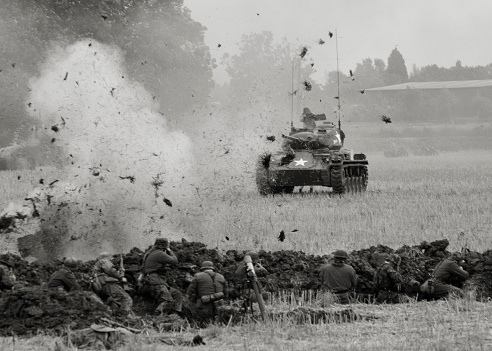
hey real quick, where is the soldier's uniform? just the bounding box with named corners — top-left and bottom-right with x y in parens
top-left (421, 253), bottom-right (469, 299)
top-left (374, 254), bottom-right (408, 303)
top-left (319, 250), bottom-right (357, 304)
top-left (0, 259), bottom-right (16, 291)
top-left (187, 261), bottom-right (227, 324)
top-left (48, 257), bottom-right (81, 292)
top-left (94, 252), bottom-right (133, 316)
top-left (140, 238), bottom-right (183, 314)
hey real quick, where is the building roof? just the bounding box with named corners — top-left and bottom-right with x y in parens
top-left (365, 80), bottom-right (492, 91)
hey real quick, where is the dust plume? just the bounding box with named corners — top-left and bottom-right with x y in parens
top-left (25, 39), bottom-right (197, 258)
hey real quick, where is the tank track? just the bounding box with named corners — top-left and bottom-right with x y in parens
top-left (331, 165), bottom-right (368, 195)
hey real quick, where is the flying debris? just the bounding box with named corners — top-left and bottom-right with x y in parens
top-left (359, 89), bottom-right (365, 94)
top-left (217, 44), bottom-right (221, 48)
top-left (119, 176), bottom-right (136, 183)
top-left (51, 138), bottom-right (56, 143)
top-left (278, 230), bottom-right (285, 242)
top-left (300, 47), bottom-right (308, 59)
top-left (318, 38), bottom-right (325, 45)
top-left (349, 70), bottom-right (353, 77)
top-left (101, 15), bottom-right (108, 20)
top-left (266, 135), bottom-right (276, 142)
top-left (63, 72), bottom-right (68, 81)
top-left (225, 236), bottom-right (230, 241)
top-left (17, 175), bottom-right (21, 180)
top-left (163, 198), bottom-right (173, 207)
top-left (51, 125), bottom-right (59, 132)
top-left (291, 229), bottom-right (298, 232)
top-left (310, 63), bottom-right (314, 67)
top-left (27, 102), bottom-right (32, 107)
top-left (39, 179), bottom-right (44, 184)
top-left (11, 63), bottom-right (15, 68)
top-left (303, 80), bottom-right (312, 91)
top-left (49, 180), bottom-right (59, 187)
top-left (381, 115), bottom-right (392, 124)
top-left (328, 31), bottom-right (333, 38)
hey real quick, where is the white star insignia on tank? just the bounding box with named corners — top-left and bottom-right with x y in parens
top-left (294, 158), bottom-right (308, 166)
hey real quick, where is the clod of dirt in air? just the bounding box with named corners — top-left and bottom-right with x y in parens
top-left (217, 44), bottom-right (221, 48)
top-left (63, 72), bottom-right (68, 81)
top-left (225, 236), bottom-right (229, 241)
top-left (300, 47), bottom-right (308, 59)
top-left (101, 15), bottom-right (108, 20)
top-left (334, 96), bottom-right (339, 100)
top-left (381, 115), bottom-right (392, 124)
top-left (51, 125), bottom-right (59, 132)
top-left (110, 88), bottom-right (115, 96)
top-left (318, 39), bottom-right (325, 45)
top-left (11, 63), bottom-right (15, 68)
top-left (51, 138), bottom-right (55, 143)
top-left (349, 70), bottom-right (353, 77)
top-left (17, 175), bottom-right (21, 180)
top-left (163, 198), bottom-right (173, 207)
top-left (119, 176), bottom-right (136, 183)
top-left (359, 89), bottom-right (365, 94)
top-left (303, 80), bottom-right (312, 91)
top-left (329, 31), bottom-right (333, 38)
top-left (49, 180), bottom-right (59, 187)
top-left (278, 230), bottom-right (285, 242)
top-left (88, 43), bottom-right (92, 47)
top-left (266, 135), bottom-right (276, 142)
top-left (310, 63), bottom-right (314, 67)
top-left (27, 102), bottom-right (32, 107)
top-left (39, 179), bottom-right (44, 184)
top-left (291, 229), bottom-right (298, 232)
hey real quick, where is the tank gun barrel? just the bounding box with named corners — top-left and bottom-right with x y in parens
top-left (281, 134), bottom-right (302, 142)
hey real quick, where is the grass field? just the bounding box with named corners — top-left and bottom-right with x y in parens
top-left (1, 150), bottom-right (492, 350)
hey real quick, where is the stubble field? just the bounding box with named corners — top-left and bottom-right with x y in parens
top-left (1, 150), bottom-right (492, 350)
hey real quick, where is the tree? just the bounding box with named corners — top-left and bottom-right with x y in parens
top-left (385, 48), bottom-right (408, 85)
top-left (0, 0), bottom-right (214, 145)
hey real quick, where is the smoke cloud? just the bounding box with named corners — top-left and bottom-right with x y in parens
top-left (26, 39), bottom-right (197, 258)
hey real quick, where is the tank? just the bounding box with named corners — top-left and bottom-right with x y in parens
top-left (256, 120), bottom-right (368, 195)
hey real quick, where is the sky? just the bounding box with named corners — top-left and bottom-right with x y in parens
top-left (184, 0), bottom-right (492, 84)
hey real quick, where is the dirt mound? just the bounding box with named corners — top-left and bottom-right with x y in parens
top-left (2, 238), bottom-right (492, 336)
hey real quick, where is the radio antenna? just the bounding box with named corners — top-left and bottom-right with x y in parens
top-left (335, 30), bottom-right (341, 130)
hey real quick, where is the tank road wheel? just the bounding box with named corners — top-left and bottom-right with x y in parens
top-left (331, 166), bottom-right (345, 195)
top-left (256, 154), bottom-right (275, 196)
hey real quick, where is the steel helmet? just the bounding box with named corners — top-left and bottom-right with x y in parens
top-left (64, 257), bottom-right (78, 269)
top-left (332, 250), bottom-right (349, 260)
top-left (388, 254), bottom-right (401, 266)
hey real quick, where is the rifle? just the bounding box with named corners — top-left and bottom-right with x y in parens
top-left (119, 254), bottom-right (129, 291)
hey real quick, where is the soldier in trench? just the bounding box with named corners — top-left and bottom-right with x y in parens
top-left (373, 254), bottom-right (414, 303)
top-left (93, 252), bottom-right (133, 317)
top-left (186, 260), bottom-right (227, 325)
top-left (319, 250), bottom-right (357, 304)
top-left (420, 252), bottom-right (470, 299)
top-left (139, 238), bottom-right (184, 315)
top-left (47, 257), bottom-right (81, 292)
top-left (234, 252), bottom-right (270, 310)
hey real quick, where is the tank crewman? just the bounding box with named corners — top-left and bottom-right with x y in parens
top-left (421, 252), bottom-right (470, 299)
top-left (187, 261), bottom-right (227, 324)
top-left (319, 250), bottom-right (357, 304)
top-left (140, 238), bottom-right (183, 315)
top-left (47, 257), bottom-right (81, 292)
top-left (300, 107), bottom-right (316, 130)
top-left (234, 251), bottom-right (269, 304)
top-left (0, 258), bottom-right (17, 291)
top-left (94, 252), bottom-right (133, 316)
top-left (373, 254), bottom-right (411, 303)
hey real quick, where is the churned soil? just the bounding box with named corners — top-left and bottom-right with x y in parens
top-left (1, 238), bottom-right (492, 336)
